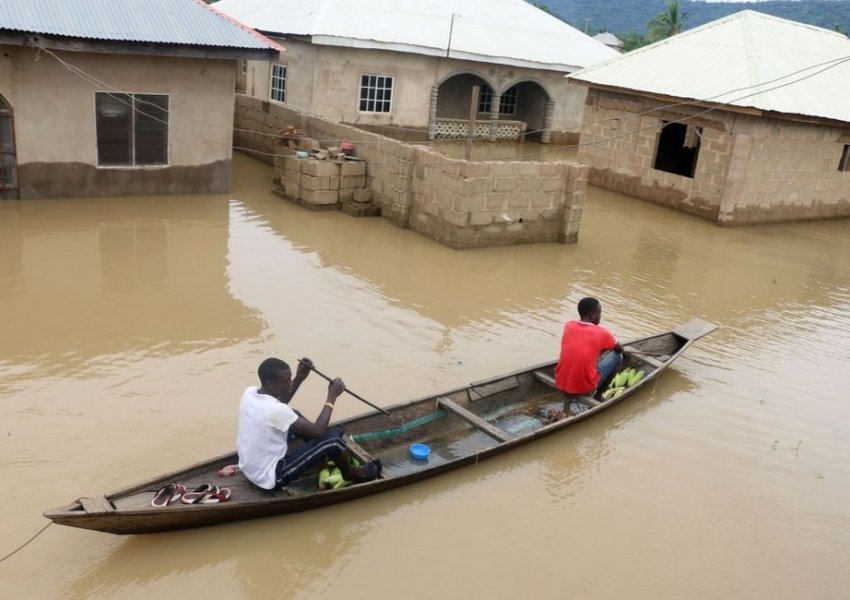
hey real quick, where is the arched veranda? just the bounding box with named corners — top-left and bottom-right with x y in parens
top-left (429, 74), bottom-right (555, 143)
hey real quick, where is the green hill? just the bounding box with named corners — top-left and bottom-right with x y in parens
top-left (535, 0), bottom-right (850, 37)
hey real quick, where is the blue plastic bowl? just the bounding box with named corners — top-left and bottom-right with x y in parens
top-left (410, 443), bottom-right (431, 460)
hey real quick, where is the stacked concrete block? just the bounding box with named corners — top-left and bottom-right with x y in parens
top-left (338, 160), bottom-right (368, 201)
top-left (300, 159), bottom-right (340, 206)
top-left (283, 156), bottom-right (303, 200)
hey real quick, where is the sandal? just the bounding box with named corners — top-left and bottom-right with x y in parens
top-left (181, 485), bottom-right (232, 504)
top-left (150, 483), bottom-right (186, 507)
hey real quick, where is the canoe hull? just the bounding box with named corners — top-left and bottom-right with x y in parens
top-left (44, 318), bottom-right (717, 535)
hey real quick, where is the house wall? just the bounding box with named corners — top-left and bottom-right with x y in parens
top-left (247, 38), bottom-right (588, 142)
top-left (718, 118), bottom-right (850, 224)
top-left (577, 89), bottom-right (850, 224)
top-left (234, 95), bottom-right (586, 248)
top-left (0, 46), bottom-right (236, 198)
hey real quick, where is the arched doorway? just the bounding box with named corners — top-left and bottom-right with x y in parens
top-left (0, 95), bottom-right (18, 199)
top-left (432, 73), bottom-right (493, 140)
top-left (503, 81), bottom-right (551, 142)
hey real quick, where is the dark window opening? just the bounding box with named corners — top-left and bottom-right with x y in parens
top-left (839, 144), bottom-right (850, 172)
top-left (0, 95), bottom-right (18, 198)
top-left (96, 93), bottom-right (168, 167)
top-left (653, 121), bottom-right (701, 178)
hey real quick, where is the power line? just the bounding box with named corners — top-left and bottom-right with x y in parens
top-left (32, 40), bottom-right (850, 169)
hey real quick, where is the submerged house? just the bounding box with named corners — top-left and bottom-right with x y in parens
top-left (0, 0), bottom-right (280, 199)
top-left (568, 10), bottom-right (850, 225)
top-left (213, 0), bottom-right (618, 143)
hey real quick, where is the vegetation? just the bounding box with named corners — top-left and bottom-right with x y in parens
top-left (645, 0), bottom-right (688, 43)
top-left (533, 0), bottom-right (850, 45)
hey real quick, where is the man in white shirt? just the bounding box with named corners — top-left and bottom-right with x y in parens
top-left (237, 357), bottom-right (381, 490)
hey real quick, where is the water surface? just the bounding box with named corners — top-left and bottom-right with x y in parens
top-left (1, 153), bottom-right (848, 599)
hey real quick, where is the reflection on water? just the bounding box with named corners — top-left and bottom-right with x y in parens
top-left (1, 153), bottom-right (850, 599)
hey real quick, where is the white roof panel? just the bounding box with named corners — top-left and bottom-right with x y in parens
top-left (213, 0), bottom-right (619, 71)
top-left (568, 10), bottom-right (850, 123)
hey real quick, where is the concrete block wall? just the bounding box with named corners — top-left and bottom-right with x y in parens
top-left (718, 116), bottom-right (850, 224)
top-left (577, 90), bottom-right (734, 221)
top-left (578, 89), bottom-right (850, 225)
top-left (235, 95), bottom-right (586, 248)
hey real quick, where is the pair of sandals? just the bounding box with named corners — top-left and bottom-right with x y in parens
top-left (150, 483), bottom-right (232, 507)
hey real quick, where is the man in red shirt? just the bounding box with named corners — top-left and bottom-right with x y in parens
top-left (555, 297), bottom-right (623, 395)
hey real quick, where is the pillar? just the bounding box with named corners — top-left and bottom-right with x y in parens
top-left (541, 100), bottom-right (555, 144)
top-left (488, 94), bottom-right (502, 142)
top-left (428, 85), bottom-right (439, 140)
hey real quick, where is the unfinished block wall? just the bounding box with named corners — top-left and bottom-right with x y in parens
top-left (577, 89), bottom-right (850, 225)
top-left (234, 95), bottom-right (586, 247)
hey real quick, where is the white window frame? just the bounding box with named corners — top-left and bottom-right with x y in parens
top-left (270, 63), bottom-right (286, 103)
top-left (359, 74), bottom-right (394, 114)
top-left (478, 85), bottom-right (518, 116)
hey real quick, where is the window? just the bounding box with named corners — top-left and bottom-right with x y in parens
top-left (0, 95), bottom-right (17, 197)
top-left (359, 74), bottom-right (393, 113)
top-left (839, 144), bottom-right (850, 172)
top-left (653, 121), bottom-right (701, 178)
top-left (270, 63), bottom-right (286, 103)
top-left (499, 86), bottom-right (518, 115)
top-left (95, 93), bottom-right (168, 166)
top-left (478, 85), bottom-right (518, 115)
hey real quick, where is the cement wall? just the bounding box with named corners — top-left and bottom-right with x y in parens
top-left (1, 46), bottom-right (237, 197)
top-left (246, 38), bottom-right (587, 143)
top-left (235, 94), bottom-right (585, 248)
top-left (578, 89), bottom-right (850, 225)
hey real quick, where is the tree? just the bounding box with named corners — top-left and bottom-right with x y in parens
top-left (645, 0), bottom-right (688, 43)
top-left (620, 31), bottom-right (647, 53)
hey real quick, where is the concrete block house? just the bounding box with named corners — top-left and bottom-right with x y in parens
top-left (568, 11), bottom-right (850, 225)
top-left (214, 0), bottom-right (617, 144)
top-left (0, 0), bottom-right (280, 199)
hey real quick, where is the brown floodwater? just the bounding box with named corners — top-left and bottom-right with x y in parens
top-left (1, 153), bottom-right (848, 599)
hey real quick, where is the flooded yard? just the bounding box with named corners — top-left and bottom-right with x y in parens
top-left (1, 153), bottom-right (848, 599)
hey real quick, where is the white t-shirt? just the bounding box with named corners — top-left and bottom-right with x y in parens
top-left (236, 386), bottom-right (299, 490)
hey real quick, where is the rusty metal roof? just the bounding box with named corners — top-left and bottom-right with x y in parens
top-left (568, 10), bottom-right (850, 124)
top-left (0, 0), bottom-right (281, 51)
top-left (213, 0), bottom-right (618, 72)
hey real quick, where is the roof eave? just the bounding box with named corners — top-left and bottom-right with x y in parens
top-left (0, 31), bottom-right (281, 61)
top-left (264, 32), bottom-right (583, 72)
top-left (575, 80), bottom-right (850, 129)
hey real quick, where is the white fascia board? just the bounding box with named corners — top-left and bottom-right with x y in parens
top-left (311, 35), bottom-right (577, 73)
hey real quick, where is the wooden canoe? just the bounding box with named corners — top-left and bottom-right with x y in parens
top-left (44, 318), bottom-right (717, 535)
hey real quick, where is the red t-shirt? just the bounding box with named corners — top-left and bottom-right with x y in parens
top-left (555, 320), bottom-right (617, 394)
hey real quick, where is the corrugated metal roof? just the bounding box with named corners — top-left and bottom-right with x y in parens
top-left (568, 10), bottom-right (850, 124)
top-left (0, 0), bottom-right (281, 51)
top-left (213, 0), bottom-right (618, 71)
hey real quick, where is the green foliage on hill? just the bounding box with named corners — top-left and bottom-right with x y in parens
top-left (533, 0), bottom-right (850, 38)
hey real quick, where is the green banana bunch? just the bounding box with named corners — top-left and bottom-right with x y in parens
top-left (601, 367), bottom-right (645, 400)
top-left (317, 461), bottom-right (353, 490)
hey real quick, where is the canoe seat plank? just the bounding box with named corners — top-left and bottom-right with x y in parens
top-left (534, 370), bottom-right (557, 389)
top-left (345, 437), bottom-right (378, 468)
top-left (626, 351), bottom-right (665, 369)
top-left (535, 371), bottom-right (600, 407)
top-left (565, 394), bottom-right (600, 407)
top-left (438, 397), bottom-right (511, 442)
top-left (468, 376), bottom-right (519, 402)
top-left (80, 495), bottom-right (116, 514)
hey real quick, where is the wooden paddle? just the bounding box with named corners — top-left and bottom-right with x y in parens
top-left (299, 359), bottom-right (391, 416)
